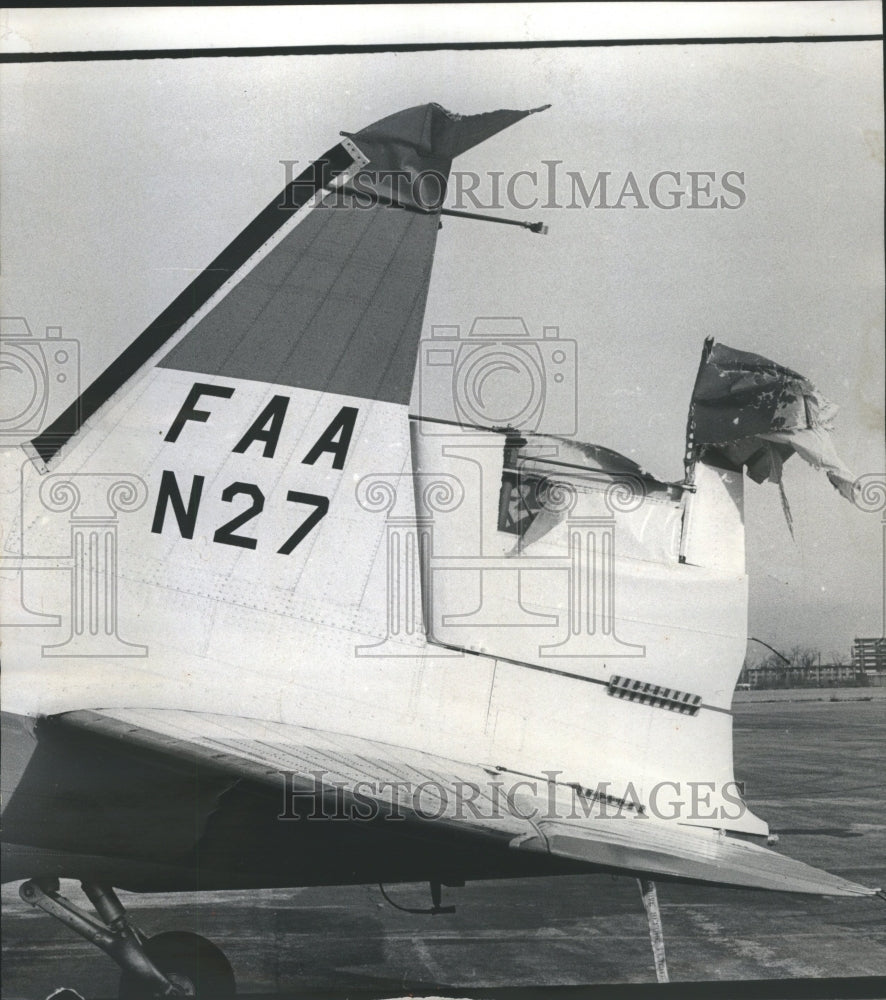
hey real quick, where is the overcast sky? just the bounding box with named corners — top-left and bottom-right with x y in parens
top-left (1, 22), bottom-right (883, 656)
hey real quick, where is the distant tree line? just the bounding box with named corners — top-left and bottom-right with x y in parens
top-left (739, 645), bottom-right (869, 689)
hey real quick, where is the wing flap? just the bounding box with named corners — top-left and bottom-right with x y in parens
top-left (514, 818), bottom-right (876, 897)
top-left (53, 709), bottom-right (877, 898)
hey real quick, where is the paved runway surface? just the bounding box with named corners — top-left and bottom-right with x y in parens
top-left (3, 698), bottom-right (884, 998)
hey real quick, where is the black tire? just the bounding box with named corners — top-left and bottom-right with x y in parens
top-left (118, 931), bottom-right (236, 999)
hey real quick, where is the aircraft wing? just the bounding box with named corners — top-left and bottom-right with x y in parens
top-left (4, 707), bottom-right (874, 899)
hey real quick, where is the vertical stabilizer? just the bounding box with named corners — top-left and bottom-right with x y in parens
top-left (28, 104), bottom-right (548, 467)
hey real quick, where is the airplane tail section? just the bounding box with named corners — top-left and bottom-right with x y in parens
top-left (5, 103), bottom-right (858, 858)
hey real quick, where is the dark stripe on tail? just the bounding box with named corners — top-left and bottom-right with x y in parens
top-left (30, 144), bottom-right (354, 465)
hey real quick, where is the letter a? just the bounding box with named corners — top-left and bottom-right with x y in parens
top-left (233, 395), bottom-right (290, 458)
top-left (302, 406), bottom-right (359, 470)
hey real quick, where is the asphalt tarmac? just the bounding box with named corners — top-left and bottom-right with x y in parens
top-left (2, 698), bottom-right (884, 999)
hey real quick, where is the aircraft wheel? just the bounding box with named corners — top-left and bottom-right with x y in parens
top-left (118, 931), bottom-right (236, 998)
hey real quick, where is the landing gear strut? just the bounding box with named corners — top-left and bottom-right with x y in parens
top-left (637, 877), bottom-right (669, 983)
top-left (18, 878), bottom-right (236, 998)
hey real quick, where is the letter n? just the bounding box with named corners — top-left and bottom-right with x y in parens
top-left (151, 470), bottom-right (205, 539)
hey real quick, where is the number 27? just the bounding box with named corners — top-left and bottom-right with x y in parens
top-left (213, 483), bottom-right (329, 554)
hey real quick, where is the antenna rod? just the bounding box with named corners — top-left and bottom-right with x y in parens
top-left (439, 206), bottom-right (548, 234)
top-left (336, 183), bottom-right (547, 234)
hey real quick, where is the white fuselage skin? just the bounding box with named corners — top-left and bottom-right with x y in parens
top-left (1, 364), bottom-right (762, 838)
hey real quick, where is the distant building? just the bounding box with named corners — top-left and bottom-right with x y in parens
top-left (852, 637), bottom-right (886, 671)
top-left (852, 637), bottom-right (886, 686)
top-left (741, 662), bottom-right (859, 690)
top-left (739, 637), bottom-right (886, 689)
top-left (817, 662), bottom-right (862, 685)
